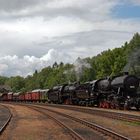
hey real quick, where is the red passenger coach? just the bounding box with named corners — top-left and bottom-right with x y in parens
top-left (13, 92), bottom-right (20, 101)
top-left (19, 94), bottom-right (25, 101)
top-left (31, 89), bottom-right (41, 102)
top-left (25, 92), bottom-right (32, 101)
top-left (7, 92), bottom-right (13, 101)
top-left (0, 93), bottom-right (8, 101)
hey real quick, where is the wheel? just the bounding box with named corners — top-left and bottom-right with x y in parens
top-left (110, 103), bottom-right (115, 109)
top-left (136, 106), bottom-right (139, 111)
top-left (124, 104), bottom-right (130, 110)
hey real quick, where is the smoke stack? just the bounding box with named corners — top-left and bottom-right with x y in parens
top-left (124, 72), bottom-right (129, 75)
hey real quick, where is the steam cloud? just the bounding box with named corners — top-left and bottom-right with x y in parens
top-left (123, 47), bottom-right (140, 75)
top-left (73, 57), bottom-right (91, 81)
top-left (63, 57), bottom-right (91, 82)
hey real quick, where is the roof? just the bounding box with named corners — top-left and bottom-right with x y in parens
top-left (8, 92), bottom-right (13, 95)
top-left (13, 92), bottom-right (21, 96)
top-left (0, 93), bottom-right (3, 97)
top-left (32, 89), bottom-right (49, 92)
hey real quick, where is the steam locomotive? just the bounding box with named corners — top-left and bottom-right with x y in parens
top-left (0, 73), bottom-right (140, 110)
top-left (48, 73), bottom-right (140, 110)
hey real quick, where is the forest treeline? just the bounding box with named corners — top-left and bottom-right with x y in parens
top-left (0, 33), bottom-right (140, 92)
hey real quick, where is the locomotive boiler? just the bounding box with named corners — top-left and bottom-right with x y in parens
top-left (91, 78), bottom-right (112, 108)
top-left (96, 78), bottom-right (111, 92)
top-left (74, 83), bottom-right (92, 105)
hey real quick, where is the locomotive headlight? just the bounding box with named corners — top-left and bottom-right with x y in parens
top-left (130, 86), bottom-right (135, 88)
top-left (127, 96), bottom-right (130, 99)
top-left (90, 93), bottom-right (93, 96)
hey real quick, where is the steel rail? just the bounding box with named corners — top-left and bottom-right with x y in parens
top-left (29, 104), bottom-right (131, 140)
top-left (45, 104), bottom-right (140, 124)
top-left (26, 105), bottom-right (85, 140)
top-left (0, 104), bottom-right (12, 135)
top-left (34, 106), bottom-right (131, 140)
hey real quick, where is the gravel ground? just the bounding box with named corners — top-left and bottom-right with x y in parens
top-left (40, 105), bottom-right (140, 140)
top-left (0, 104), bottom-right (73, 140)
top-left (1, 103), bottom-right (140, 140)
top-left (46, 104), bottom-right (140, 116)
top-left (85, 106), bottom-right (140, 116)
top-left (43, 108), bottom-right (105, 140)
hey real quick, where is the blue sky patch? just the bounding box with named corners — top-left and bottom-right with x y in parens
top-left (113, 3), bottom-right (140, 19)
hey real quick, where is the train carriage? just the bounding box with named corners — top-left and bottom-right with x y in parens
top-left (25, 92), bottom-right (32, 101)
top-left (0, 93), bottom-right (8, 101)
top-left (7, 92), bottom-right (13, 101)
top-left (31, 89), bottom-right (40, 102)
top-left (13, 92), bottom-right (21, 101)
top-left (31, 89), bottom-right (49, 102)
top-left (19, 93), bottom-right (25, 101)
top-left (39, 89), bottom-right (49, 102)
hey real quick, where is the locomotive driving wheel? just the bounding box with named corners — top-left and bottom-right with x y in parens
top-left (64, 98), bottom-right (72, 105)
top-left (105, 102), bottom-right (110, 109)
top-left (110, 103), bottom-right (115, 109)
top-left (124, 104), bottom-right (130, 110)
top-left (99, 102), bottom-right (104, 108)
top-left (136, 106), bottom-right (139, 111)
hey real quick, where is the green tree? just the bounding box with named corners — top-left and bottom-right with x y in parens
top-left (5, 76), bottom-right (25, 92)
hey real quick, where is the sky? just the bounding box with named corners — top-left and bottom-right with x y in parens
top-left (0, 0), bottom-right (140, 77)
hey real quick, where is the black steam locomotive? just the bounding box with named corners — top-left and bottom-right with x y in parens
top-left (48, 73), bottom-right (140, 110)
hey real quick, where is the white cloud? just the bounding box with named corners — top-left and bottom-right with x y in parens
top-left (0, 49), bottom-right (72, 77)
top-left (0, 0), bottom-right (140, 76)
top-left (0, 0), bottom-right (117, 22)
top-left (127, 0), bottom-right (140, 5)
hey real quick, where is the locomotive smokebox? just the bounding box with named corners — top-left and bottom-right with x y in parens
top-left (111, 75), bottom-right (139, 94)
top-left (124, 75), bottom-right (139, 92)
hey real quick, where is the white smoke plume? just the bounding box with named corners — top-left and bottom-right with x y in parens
top-left (73, 57), bottom-right (91, 81)
top-left (123, 47), bottom-right (140, 75)
top-left (63, 57), bottom-right (91, 82)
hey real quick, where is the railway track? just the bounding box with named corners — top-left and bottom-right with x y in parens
top-left (0, 104), bottom-right (12, 135)
top-left (45, 104), bottom-right (140, 124)
top-left (26, 104), bottom-right (131, 140)
top-left (23, 105), bottom-right (85, 140)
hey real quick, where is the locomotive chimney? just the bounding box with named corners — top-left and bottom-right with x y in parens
top-left (124, 72), bottom-right (129, 75)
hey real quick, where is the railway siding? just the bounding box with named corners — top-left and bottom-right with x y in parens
top-left (27, 104), bottom-right (131, 140)
top-left (45, 104), bottom-right (140, 124)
